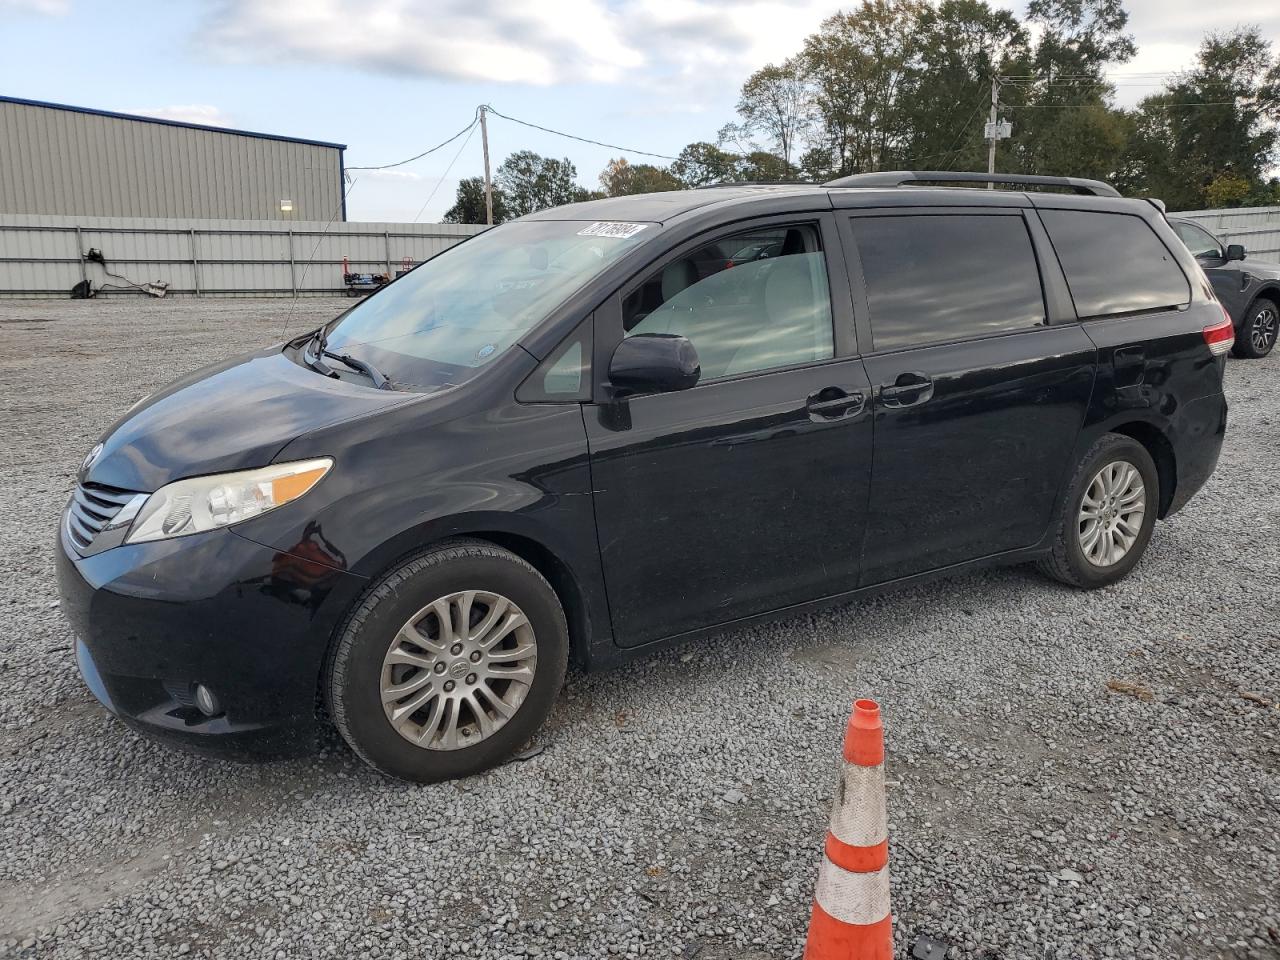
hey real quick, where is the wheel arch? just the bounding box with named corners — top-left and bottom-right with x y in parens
top-left (1109, 421), bottom-right (1177, 518)
top-left (345, 513), bottom-right (599, 668)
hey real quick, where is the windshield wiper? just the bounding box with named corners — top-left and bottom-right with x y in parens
top-left (306, 328), bottom-right (394, 390)
top-left (320, 348), bottom-right (393, 390)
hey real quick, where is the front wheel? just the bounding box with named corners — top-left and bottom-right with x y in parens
top-left (326, 539), bottom-right (568, 783)
top-left (1231, 298), bottom-right (1278, 359)
top-left (1038, 434), bottom-right (1159, 589)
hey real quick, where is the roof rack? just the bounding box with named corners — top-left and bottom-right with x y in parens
top-left (694, 181), bottom-right (816, 189)
top-left (824, 170), bottom-right (1121, 198)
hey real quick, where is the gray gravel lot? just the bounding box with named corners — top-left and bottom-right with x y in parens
top-left (0, 297), bottom-right (1277, 960)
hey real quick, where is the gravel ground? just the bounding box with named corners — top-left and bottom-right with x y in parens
top-left (0, 297), bottom-right (1277, 960)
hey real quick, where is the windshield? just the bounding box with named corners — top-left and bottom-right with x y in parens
top-left (320, 220), bottom-right (653, 390)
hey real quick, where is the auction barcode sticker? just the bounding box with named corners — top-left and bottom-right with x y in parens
top-left (577, 221), bottom-right (649, 239)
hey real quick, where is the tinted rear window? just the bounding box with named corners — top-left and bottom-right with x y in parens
top-left (850, 214), bottom-right (1045, 351)
top-left (1039, 210), bottom-right (1190, 319)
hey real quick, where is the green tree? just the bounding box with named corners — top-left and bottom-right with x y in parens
top-left (736, 57), bottom-right (814, 166)
top-left (598, 157), bottom-right (684, 196)
top-left (1121, 28), bottom-right (1280, 208)
top-left (895, 0), bottom-right (1031, 172)
top-left (670, 142), bottom-right (743, 186)
top-left (496, 151), bottom-right (593, 217)
top-left (1004, 0), bottom-right (1135, 180)
top-left (441, 176), bottom-right (509, 225)
top-left (800, 0), bottom-right (927, 176)
top-left (739, 151), bottom-right (800, 181)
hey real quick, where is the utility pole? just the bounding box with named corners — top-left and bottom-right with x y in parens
top-left (479, 105), bottom-right (493, 226)
top-left (987, 75), bottom-right (1000, 188)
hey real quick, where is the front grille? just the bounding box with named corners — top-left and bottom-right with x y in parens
top-left (67, 482), bottom-right (138, 550)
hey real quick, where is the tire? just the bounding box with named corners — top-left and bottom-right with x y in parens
top-left (1231, 298), bottom-right (1278, 359)
top-left (1037, 434), bottom-right (1159, 589)
top-left (326, 539), bottom-right (568, 783)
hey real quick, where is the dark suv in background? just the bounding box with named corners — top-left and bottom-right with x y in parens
top-left (58, 171), bottom-right (1231, 782)
top-left (1170, 217), bottom-right (1279, 358)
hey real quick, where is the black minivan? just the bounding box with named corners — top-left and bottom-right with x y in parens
top-left (57, 171), bottom-right (1231, 782)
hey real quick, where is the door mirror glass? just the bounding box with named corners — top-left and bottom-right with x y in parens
top-left (609, 334), bottom-right (700, 395)
top-left (1226, 243), bottom-right (1246, 261)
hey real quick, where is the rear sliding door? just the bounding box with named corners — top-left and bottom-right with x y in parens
top-left (840, 209), bottom-right (1097, 586)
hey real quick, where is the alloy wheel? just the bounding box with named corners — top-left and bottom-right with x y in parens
top-left (1077, 461), bottom-right (1146, 568)
top-left (380, 590), bottom-right (537, 750)
top-left (1252, 306), bottom-right (1277, 354)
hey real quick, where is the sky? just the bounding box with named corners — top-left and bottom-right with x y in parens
top-left (2, 0), bottom-right (1278, 223)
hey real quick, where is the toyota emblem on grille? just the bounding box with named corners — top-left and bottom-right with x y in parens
top-left (80, 442), bottom-right (103, 476)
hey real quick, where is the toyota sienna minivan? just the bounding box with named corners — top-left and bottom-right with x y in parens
top-left (57, 172), bottom-right (1230, 782)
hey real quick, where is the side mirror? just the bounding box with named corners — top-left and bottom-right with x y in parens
top-left (609, 334), bottom-right (700, 395)
top-left (1226, 244), bottom-right (1246, 262)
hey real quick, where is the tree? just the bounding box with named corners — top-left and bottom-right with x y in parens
top-left (670, 141), bottom-right (743, 186)
top-left (1006, 0), bottom-right (1135, 180)
top-left (1121, 28), bottom-right (1280, 209)
top-left (598, 157), bottom-right (684, 196)
top-left (800, 0), bottom-right (927, 176)
top-left (736, 57), bottom-right (814, 166)
top-left (441, 176), bottom-right (509, 225)
top-left (895, 0), bottom-right (1031, 172)
top-left (739, 151), bottom-right (800, 181)
top-left (496, 151), bottom-right (593, 217)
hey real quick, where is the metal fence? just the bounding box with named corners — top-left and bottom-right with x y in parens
top-left (5, 204), bottom-right (1278, 300)
top-left (0, 213), bottom-right (484, 298)
top-left (1170, 205), bottom-right (1280, 260)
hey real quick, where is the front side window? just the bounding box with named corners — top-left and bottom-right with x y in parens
top-left (1172, 220), bottom-right (1223, 260)
top-left (1039, 210), bottom-right (1190, 319)
top-left (622, 224), bottom-right (834, 380)
top-left (851, 214), bottom-right (1046, 352)
top-left (322, 220), bottom-right (651, 390)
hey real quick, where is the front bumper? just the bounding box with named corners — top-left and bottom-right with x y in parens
top-left (56, 515), bottom-right (367, 756)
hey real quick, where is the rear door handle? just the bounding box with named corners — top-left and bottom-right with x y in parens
top-left (806, 388), bottom-right (865, 419)
top-left (877, 373), bottom-right (934, 408)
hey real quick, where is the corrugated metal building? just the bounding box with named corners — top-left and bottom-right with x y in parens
top-left (0, 96), bottom-right (346, 222)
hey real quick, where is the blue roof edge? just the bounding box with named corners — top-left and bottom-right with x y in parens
top-left (0, 94), bottom-right (347, 150)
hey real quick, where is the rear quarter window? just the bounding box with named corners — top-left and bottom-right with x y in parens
top-left (1039, 209), bottom-right (1190, 319)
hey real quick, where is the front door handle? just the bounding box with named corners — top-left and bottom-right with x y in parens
top-left (806, 388), bottom-right (865, 419)
top-left (878, 373), bottom-right (934, 408)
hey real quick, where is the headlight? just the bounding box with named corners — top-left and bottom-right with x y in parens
top-left (125, 458), bottom-right (333, 544)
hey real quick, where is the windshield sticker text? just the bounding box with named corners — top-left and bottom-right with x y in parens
top-left (577, 222), bottom-right (649, 239)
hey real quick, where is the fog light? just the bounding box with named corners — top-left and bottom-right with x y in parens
top-left (194, 684), bottom-right (222, 717)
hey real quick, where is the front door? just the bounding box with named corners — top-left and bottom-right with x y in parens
top-left (842, 209), bottom-right (1096, 585)
top-left (1172, 220), bottom-right (1249, 319)
top-left (584, 215), bottom-right (874, 648)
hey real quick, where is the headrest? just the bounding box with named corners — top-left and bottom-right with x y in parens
top-left (661, 259), bottom-right (698, 301)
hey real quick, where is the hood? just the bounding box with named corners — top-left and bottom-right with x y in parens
top-left (83, 347), bottom-right (416, 492)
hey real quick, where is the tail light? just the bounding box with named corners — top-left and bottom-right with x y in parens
top-left (1202, 308), bottom-right (1235, 356)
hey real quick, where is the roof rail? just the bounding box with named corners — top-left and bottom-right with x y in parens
top-left (824, 170), bottom-right (1121, 198)
top-left (694, 180), bottom-right (816, 189)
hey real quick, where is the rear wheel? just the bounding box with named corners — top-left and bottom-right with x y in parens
top-left (326, 539), bottom-right (568, 782)
top-left (1232, 298), bottom-right (1278, 359)
top-left (1038, 434), bottom-right (1159, 589)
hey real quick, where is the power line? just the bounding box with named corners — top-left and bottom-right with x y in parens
top-left (412, 120), bottom-right (479, 223)
top-left (1005, 100), bottom-right (1244, 109)
top-left (483, 106), bottom-right (679, 161)
top-left (346, 112), bottom-right (480, 172)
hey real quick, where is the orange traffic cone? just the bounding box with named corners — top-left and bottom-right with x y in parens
top-left (803, 698), bottom-right (893, 960)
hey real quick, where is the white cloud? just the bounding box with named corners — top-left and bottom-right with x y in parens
top-left (0, 0), bottom-right (68, 12)
top-left (198, 0), bottom-right (844, 88)
top-left (129, 104), bottom-right (233, 127)
top-left (355, 168), bottom-right (423, 181)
